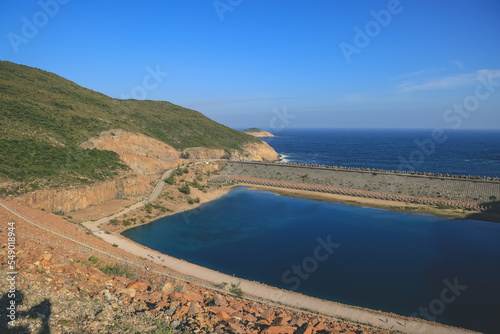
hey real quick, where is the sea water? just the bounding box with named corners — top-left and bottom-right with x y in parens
top-left (259, 129), bottom-right (500, 178)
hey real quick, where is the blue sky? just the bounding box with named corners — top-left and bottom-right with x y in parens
top-left (1, 0), bottom-right (499, 130)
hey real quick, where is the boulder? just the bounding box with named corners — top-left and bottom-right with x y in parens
top-left (117, 288), bottom-right (136, 298)
top-left (188, 302), bottom-right (201, 315)
top-left (161, 282), bottom-right (174, 295)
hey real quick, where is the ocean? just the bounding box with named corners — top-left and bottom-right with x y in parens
top-left (259, 129), bottom-right (500, 178)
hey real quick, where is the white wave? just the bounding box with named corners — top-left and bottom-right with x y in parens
top-left (279, 154), bottom-right (291, 162)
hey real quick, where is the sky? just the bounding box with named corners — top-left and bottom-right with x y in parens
top-left (1, 0), bottom-right (500, 130)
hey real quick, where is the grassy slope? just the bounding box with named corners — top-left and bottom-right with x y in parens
top-left (0, 61), bottom-right (260, 186)
top-left (0, 61), bottom-right (259, 150)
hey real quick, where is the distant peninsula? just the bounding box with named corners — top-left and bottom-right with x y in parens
top-left (242, 128), bottom-right (276, 138)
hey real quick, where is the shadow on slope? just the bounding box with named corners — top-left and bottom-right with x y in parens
top-left (0, 290), bottom-right (52, 334)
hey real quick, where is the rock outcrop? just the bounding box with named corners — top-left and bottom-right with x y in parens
top-left (14, 174), bottom-right (154, 212)
top-left (81, 130), bottom-right (181, 175)
top-left (82, 129), bottom-right (279, 172)
top-left (182, 147), bottom-right (228, 160)
top-left (183, 142), bottom-right (280, 161)
top-left (232, 142), bottom-right (280, 161)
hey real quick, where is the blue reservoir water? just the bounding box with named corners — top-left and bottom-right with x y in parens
top-left (259, 129), bottom-right (500, 178)
top-left (123, 187), bottom-right (500, 333)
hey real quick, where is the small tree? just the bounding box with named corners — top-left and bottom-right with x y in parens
top-left (179, 184), bottom-right (191, 195)
top-left (165, 174), bottom-right (176, 185)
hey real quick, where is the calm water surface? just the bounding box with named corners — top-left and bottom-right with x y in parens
top-left (122, 187), bottom-right (500, 333)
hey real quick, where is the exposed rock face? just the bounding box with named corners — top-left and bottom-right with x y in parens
top-left (81, 129), bottom-right (181, 175)
top-left (17, 130), bottom-right (278, 213)
top-left (182, 147), bottom-right (228, 160)
top-left (233, 142), bottom-right (280, 161)
top-left (120, 155), bottom-right (183, 176)
top-left (183, 142), bottom-right (280, 161)
top-left (15, 174), bottom-right (154, 212)
top-left (81, 129), bottom-right (180, 159)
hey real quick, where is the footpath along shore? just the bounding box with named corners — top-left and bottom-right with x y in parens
top-left (81, 162), bottom-right (478, 334)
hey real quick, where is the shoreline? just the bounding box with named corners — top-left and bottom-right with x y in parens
top-left (240, 184), bottom-right (490, 222)
top-left (115, 181), bottom-right (492, 237)
top-left (1, 192), bottom-right (480, 334)
top-left (86, 184), bottom-right (483, 333)
top-left (111, 186), bottom-right (233, 234)
top-left (87, 209), bottom-right (478, 334)
top-left (76, 164), bottom-right (493, 333)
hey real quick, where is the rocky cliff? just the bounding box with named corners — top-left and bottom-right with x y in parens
top-left (81, 130), bottom-right (182, 175)
top-left (15, 130), bottom-right (279, 213)
top-left (183, 142), bottom-right (280, 161)
top-left (232, 142), bottom-right (280, 161)
top-left (15, 174), bottom-right (155, 213)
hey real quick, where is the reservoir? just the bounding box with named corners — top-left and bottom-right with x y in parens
top-left (122, 187), bottom-right (500, 333)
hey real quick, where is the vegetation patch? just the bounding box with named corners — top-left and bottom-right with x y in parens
top-left (0, 139), bottom-right (127, 183)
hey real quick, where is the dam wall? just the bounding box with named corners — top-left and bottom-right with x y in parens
top-left (218, 161), bottom-right (500, 205)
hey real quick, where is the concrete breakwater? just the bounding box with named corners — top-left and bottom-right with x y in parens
top-left (217, 161), bottom-right (500, 208)
top-left (210, 175), bottom-right (483, 210)
top-left (229, 159), bottom-right (500, 182)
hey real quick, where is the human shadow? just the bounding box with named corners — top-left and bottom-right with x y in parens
top-left (0, 290), bottom-right (52, 333)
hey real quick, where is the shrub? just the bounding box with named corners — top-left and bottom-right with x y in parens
top-left (145, 203), bottom-right (153, 213)
top-left (187, 197), bottom-right (200, 205)
top-left (98, 263), bottom-right (134, 279)
top-left (165, 174), bottom-right (176, 185)
top-left (179, 184), bottom-right (191, 195)
top-left (109, 219), bottom-right (120, 226)
top-left (490, 195), bottom-right (498, 201)
top-left (437, 203), bottom-right (450, 210)
top-left (88, 255), bottom-right (99, 265)
top-left (229, 282), bottom-right (243, 298)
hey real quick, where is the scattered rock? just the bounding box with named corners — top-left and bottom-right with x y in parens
top-left (161, 281), bottom-right (174, 295)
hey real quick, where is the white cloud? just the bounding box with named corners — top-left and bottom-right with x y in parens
top-left (396, 69), bottom-right (500, 92)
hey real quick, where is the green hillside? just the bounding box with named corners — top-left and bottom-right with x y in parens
top-left (0, 61), bottom-right (259, 187)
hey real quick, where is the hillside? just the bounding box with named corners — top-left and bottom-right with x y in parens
top-left (0, 61), bottom-right (276, 186)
